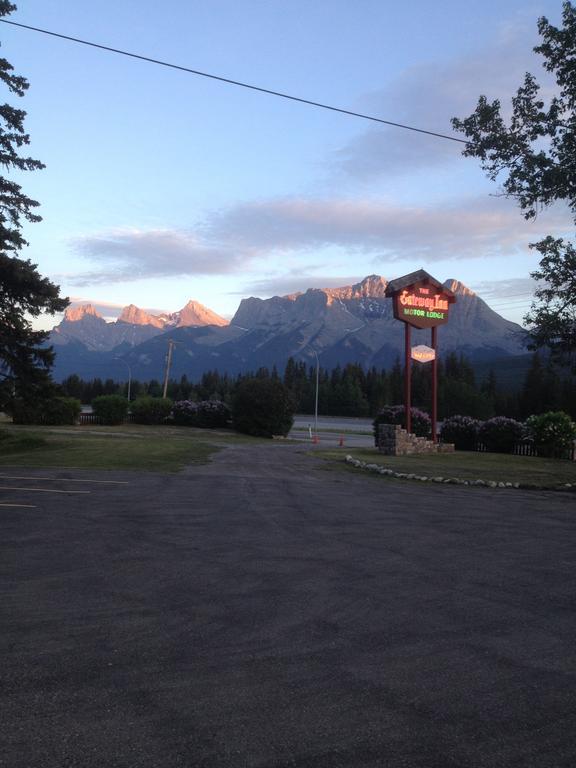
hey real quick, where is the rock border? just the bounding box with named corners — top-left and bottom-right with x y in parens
top-left (344, 455), bottom-right (575, 492)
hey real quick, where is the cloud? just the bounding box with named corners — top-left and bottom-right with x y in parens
top-left (206, 195), bottom-right (572, 262)
top-left (65, 192), bottom-right (572, 289)
top-left (469, 277), bottom-right (538, 300)
top-left (68, 228), bottom-right (242, 285)
top-left (66, 297), bottom-right (169, 319)
top-left (333, 128), bottom-right (461, 180)
top-left (238, 273), bottom-right (365, 298)
top-left (331, 15), bottom-right (555, 179)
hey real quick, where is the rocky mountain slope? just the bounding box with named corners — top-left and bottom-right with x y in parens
top-left (51, 300), bottom-right (228, 352)
top-left (49, 275), bottom-right (528, 381)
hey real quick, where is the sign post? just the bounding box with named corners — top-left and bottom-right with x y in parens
top-left (431, 326), bottom-right (438, 442)
top-left (385, 270), bottom-right (456, 441)
top-left (404, 324), bottom-right (412, 434)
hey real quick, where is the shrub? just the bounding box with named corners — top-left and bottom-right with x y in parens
top-left (131, 396), bottom-right (173, 425)
top-left (373, 405), bottom-right (431, 444)
top-left (232, 377), bottom-right (295, 438)
top-left (11, 397), bottom-right (81, 425)
top-left (172, 399), bottom-right (231, 428)
top-left (92, 394), bottom-right (129, 426)
top-left (478, 416), bottom-right (524, 454)
top-left (440, 415), bottom-right (480, 451)
top-left (525, 411), bottom-right (576, 458)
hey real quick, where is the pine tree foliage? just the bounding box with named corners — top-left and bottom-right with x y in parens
top-left (57, 353), bottom-right (576, 421)
top-left (0, 2), bottom-right (68, 408)
top-left (451, 1), bottom-right (576, 361)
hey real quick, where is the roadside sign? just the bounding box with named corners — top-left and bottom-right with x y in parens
top-left (411, 345), bottom-right (436, 363)
top-left (385, 269), bottom-right (457, 440)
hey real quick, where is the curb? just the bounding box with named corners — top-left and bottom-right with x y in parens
top-left (344, 455), bottom-right (575, 491)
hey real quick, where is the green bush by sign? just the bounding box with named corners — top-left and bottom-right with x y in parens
top-left (232, 378), bottom-right (295, 438)
top-left (131, 396), bottom-right (173, 425)
top-left (526, 411), bottom-right (576, 458)
top-left (92, 395), bottom-right (129, 425)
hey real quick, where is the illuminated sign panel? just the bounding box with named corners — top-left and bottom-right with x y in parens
top-left (411, 345), bottom-right (436, 363)
top-left (393, 282), bottom-right (452, 329)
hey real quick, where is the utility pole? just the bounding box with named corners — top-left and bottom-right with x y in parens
top-left (162, 340), bottom-right (176, 399)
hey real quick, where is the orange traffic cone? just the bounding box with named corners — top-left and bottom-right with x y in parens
top-left (338, 435), bottom-right (344, 447)
top-left (312, 434), bottom-right (319, 445)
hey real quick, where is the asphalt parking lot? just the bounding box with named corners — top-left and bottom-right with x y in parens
top-left (2, 443), bottom-right (576, 767)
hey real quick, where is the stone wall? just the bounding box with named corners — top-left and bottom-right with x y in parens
top-left (378, 424), bottom-right (454, 456)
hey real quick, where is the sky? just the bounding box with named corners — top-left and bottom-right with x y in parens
top-left (4, 0), bottom-right (573, 329)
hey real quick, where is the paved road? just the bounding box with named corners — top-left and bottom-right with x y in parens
top-left (291, 414), bottom-right (374, 448)
top-left (2, 444), bottom-right (576, 767)
top-left (292, 415), bottom-right (373, 434)
top-left (290, 429), bottom-right (374, 449)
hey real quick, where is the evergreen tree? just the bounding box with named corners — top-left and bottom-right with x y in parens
top-left (438, 354), bottom-right (493, 419)
top-left (103, 378), bottom-right (117, 395)
top-left (61, 374), bottom-right (83, 400)
top-left (0, 2), bottom-right (68, 409)
top-left (452, 2), bottom-right (576, 361)
top-left (559, 376), bottom-right (576, 419)
top-left (519, 352), bottom-right (561, 417)
top-left (283, 357), bottom-right (313, 412)
top-left (365, 367), bottom-right (389, 414)
top-left (389, 358), bottom-right (403, 403)
top-left (411, 362), bottom-right (432, 410)
top-left (178, 374), bottom-right (192, 400)
top-left (196, 370), bottom-right (222, 401)
top-left (146, 379), bottom-right (162, 398)
top-left (481, 370), bottom-right (498, 401)
top-left (90, 378), bottom-right (105, 401)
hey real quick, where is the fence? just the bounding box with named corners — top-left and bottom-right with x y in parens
top-left (78, 413), bottom-right (135, 425)
top-left (474, 441), bottom-right (575, 461)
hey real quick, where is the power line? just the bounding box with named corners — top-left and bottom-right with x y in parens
top-left (0, 18), bottom-right (470, 146)
top-left (487, 296), bottom-right (535, 305)
top-left (480, 291), bottom-right (537, 300)
top-left (488, 303), bottom-right (533, 311)
top-left (487, 297), bottom-right (534, 306)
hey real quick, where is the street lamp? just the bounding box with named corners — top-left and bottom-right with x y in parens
top-left (313, 350), bottom-right (319, 440)
top-left (115, 357), bottom-right (132, 402)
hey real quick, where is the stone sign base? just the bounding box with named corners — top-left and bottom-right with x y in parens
top-left (378, 424), bottom-right (454, 456)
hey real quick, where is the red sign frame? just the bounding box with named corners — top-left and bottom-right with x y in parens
top-left (392, 280), bottom-right (452, 329)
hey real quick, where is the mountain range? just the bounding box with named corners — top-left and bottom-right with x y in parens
top-left (52, 300), bottom-right (228, 351)
top-left (48, 275), bottom-right (528, 382)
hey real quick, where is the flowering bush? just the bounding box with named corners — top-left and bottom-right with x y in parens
top-left (525, 411), bottom-right (576, 458)
top-left (440, 415), bottom-right (480, 451)
top-left (171, 400), bottom-right (198, 426)
top-left (373, 405), bottom-right (431, 443)
top-left (478, 416), bottom-right (524, 454)
top-left (172, 399), bottom-right (231, 429)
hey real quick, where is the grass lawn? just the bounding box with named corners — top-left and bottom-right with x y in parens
top-left (316, 447), bottom-right (576, 487)
top-left (0, 424), bottom-right (265, 472)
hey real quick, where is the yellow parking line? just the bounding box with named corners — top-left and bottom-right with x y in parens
top-left (0, 502), bottom-right (37, 508)
top-left (0, 486), bottom-right (91, 494)
top-left (0, 475), bottom-right (129, 485)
